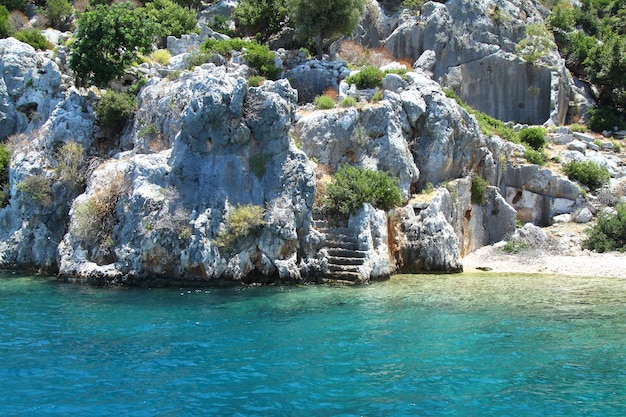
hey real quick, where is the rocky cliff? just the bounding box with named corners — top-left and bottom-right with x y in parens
top-left (0, 0), bottom-right (622, 285)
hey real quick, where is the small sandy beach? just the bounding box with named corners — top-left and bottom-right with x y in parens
top-left (462, 222), bottom-right (626, 278)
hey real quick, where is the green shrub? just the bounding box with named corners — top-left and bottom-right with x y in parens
top-left (216, 204), bottom-right (265, 249)
top-left (94, 91), bottom-right (137, 136)
top-left (201, 38), bottom-right (279, 79)
top-left (402, 0), bottom-right (425, 13)
top-left (340, 96), bottom-right (357, 107)
top-left (587, 105), bottom-right (626, 133)
top-left (324, 165), bottom-right (403, 214)
top-left (17, 175), bottom-right (53, 206)
top-left (249, 154), bottom-right (270, 178)
top-left (145, 0), bottom-right (198, 39)
top-left (56, 140), bottom-right (86, 191)
top-left (0, 143), bottom-right (10, 208)
top-left (43, 0), bottom-right (73, 31)
top-left (519, 127), bottom-right (547, 150)
top-left (345, 66), bottom-right (384, 89)
top-left (569, 123), bottom-right (587, 133)
top-left (0, 6), bottom-right (8, 39)
top-left (582, 203), bottom-right (626, 252)
top-left (471, 174), bottom-right (489, 205)
top-left (562, 160), bottom-right (610, 191)
top-left (612, 140), bottom-right (622, 153)
top-left (371, 89), bottom-right (384, 102)
top-left (502, 239), bottom-right (529, 254)
top-left (151, 49), bottom-right (172, 65)
top-left (248, 75), bottom-right (265, 87)
top-left (13, 29), bottom-right (51, 50)
top-left (314, 94), bottom-right (335, 110)
top-left (524, 148), bottom-right (547, 165)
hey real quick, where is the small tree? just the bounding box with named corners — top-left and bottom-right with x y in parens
top-left (233, 0), bottom-right (288, 39)
top-left (515, 23), bottom-right (554, 64)
top-left (43, 0), bottom-right (73, 31)
top-left (287, 0), bottom-right (365, 56)
top-left (70, 2), bottom-right (155, 86)
top-left (145, 0), bottom-right (198, 42)
top-left (0, 5), bottom-right (8, 38)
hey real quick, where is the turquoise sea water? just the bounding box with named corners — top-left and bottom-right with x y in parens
top-left (1, 272), bottom-right (625, 416)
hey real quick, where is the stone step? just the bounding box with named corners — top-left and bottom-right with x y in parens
top-left (327, 264), bottom-right (361, 274)
top-left (325, 239), bottom-right (361, 250)
top-left (327, 255), bottom-right (366, 266)
top-left (327, 248), bottom-right (367, 258)
top-left (320, 271), bottom-right (364, 283)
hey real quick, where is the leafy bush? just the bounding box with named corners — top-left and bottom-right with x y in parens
top-left (519, 127), bottom-right (547, 150)
top-left (515, 23), bottom-right (553, 64)
top-left (13, 29), bottom-right (51, 50)
top-left (0, 5), bottom-right (9, 38)
top-left (94, 91), bottom-right (137, 136)
top-left (562, 160), bottom-right (610, 191)
top-left (471, 174), bottom-right (489, 205)
top-left (345, 66), bottom-right (384, 89)
top-left (70, 3), bottom-right (155, 86)
top-left (371, 89), bottom-right (384, 102)
top-left (587, 105), bottom-right (626, 133)
top-left (402, 0), bottom-right (425, 13)
top-left (43, 0), bottom-right (73, 31)
top-left (17, 175), bottom-right (54, 206)
top-left (201, 38), bottom-right (279, 79)
top-left (145, 0), bottom-right (198, 40)
top-left (247, 75), bottom-right (265, 87)
top-left (524, 148), bottom-right (547, 165)
top-left (0, 143), bottom-right (10, 208)
top-left (340, 96), bottom-right (357, 107)
top-left (502, 239), bottom-right (529, 254)
top-left (216, 204), bottom-right (265, 249)
top-left (314, 94), bottom-right (335, 110)
top-left (324, 165), bottom-right (403, 214)
top-left (582, 203), bottom-right (626, 252)
top-left (233, 0), bottom-right (287, 39)
top-left (151, 49), bottom-right (172, 65)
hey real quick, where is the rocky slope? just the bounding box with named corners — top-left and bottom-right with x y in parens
top-left (0, 0), bottom-right (624, 285)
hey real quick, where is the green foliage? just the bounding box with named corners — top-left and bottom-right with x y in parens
top-left (443, 88), bottom-right (519, 143)
top-left (171, 0), bottom-right (201, 10)
top-left (569, 123), bottom-right (587, 133)
top-left (70, 2), bottom-right (155, 86)
top-left (371, 89), bottom-right (384, 102)
top-left (471, 174), bottom-right (489, 205)
top-left (288, 0), bottom-right (365, 56)
top-left (345, 66), bottom-right (384, 89)
top-left (587, 105), bottom-right (626, 132)
top-left (549, 1), bottom-right (626, 112)
top-left (13, 29), bottom-right (51, 50)
top-left (562, 160), bottom-right (611, 191)
top-left (582, 203), bottom-right (626, 252)
top-left (314, 94), bottom-right (335, 109)
top-left (43, 0), bottom-right (73, 31)
top-left (151, 49), bottom-right (172, 65)
top-left (324, 165), bottom-right (403, 214)
top-left (216, 204), bottom-right (265, 249)
top-left (56, 140), bottom-right (86, 191)
top-left (519, 127), bottom-right (547, 150)
top-left (0, 6), bottom-right (8, 38)
top-left (145, 0), bottom-right (198, 39)
top-left (249, 154), bottom-right (270, 178)
top-left (402, 0), bottom-right (425, 13)
top-left (201, 38), bottom-right (279, 79)
top-left (340, 96), bottom-right (357, 107)
top-left (0, 143), bottom-right (10, 208)
top-left (0, 0), bottom-right (26, 12)
top-left (17, 175), bottom-right (53, 206)
top-left (211, 14), bottom-right (234, 37)
top-left (94, 91), bottom-right (137, 136)
top-left (233, 0), bottom-right (288, 39)
top-left (502, 239), bottom-right (530, 254)
top-left (247, 75), bottom-right (265, 87)
top-left (524, 148), bottom-right (547, 165)
top-left (515, 23), bottom-right (554, 64)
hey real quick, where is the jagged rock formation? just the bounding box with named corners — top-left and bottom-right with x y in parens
top-left (0, 1), bottom-right (618, 284)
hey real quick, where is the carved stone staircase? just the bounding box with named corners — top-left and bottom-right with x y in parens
top-left (312, 208), bottom-right (367, 284)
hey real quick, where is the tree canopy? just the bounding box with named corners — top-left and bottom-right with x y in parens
top-left (288, 0), bottom-right (365, 56)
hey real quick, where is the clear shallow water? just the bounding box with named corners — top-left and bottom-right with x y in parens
top-left (1, 273), bottom-right (625, 416)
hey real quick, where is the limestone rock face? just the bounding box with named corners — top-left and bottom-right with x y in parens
top-left (394, 189), bottom-right (463, 273)
top-left (59, 68), bottom-right (317, 284)
top-left (0, 38), bottom-right (73, 139)
top-left (383, 0), bottom-right (567, 124)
